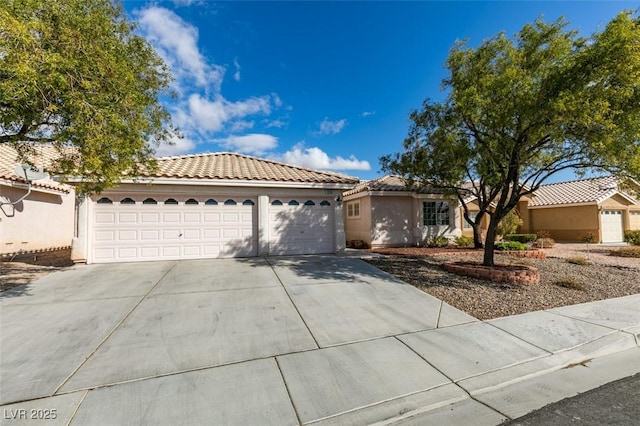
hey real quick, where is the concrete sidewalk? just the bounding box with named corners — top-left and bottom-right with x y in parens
top-left (0, 256), bottom-right (638, 425)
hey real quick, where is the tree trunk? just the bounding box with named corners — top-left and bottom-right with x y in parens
top-left (483, 216), bottom-right (500, 266)
top-left (473, 224), bottom-right (484, 249)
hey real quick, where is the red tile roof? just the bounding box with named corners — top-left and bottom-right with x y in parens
top-left (0, 145), bottom-right (72, 193)
top-left (145, 152), bottom-right (359, 185)
top-left (529, 176), bottom-right (638, 207)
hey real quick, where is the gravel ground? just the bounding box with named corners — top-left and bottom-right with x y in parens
top-left (0, 249), bottom-right (73, 291)
top-left (366, 244), bottom-right (640, 320)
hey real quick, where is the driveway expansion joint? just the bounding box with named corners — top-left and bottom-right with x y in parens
top-left (50, 262), bottom-right (179, 396)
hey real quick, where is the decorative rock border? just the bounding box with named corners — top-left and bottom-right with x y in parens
top-left (496, 249), bottom-right (546, 259)
top-left (443, 261), bottom-right (540, 284)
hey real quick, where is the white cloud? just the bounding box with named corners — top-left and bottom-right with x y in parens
top-left (136, 6), bottom-right (225, 90)
top-left (154, 134), bottom-right (197, 157)
top-left (276, 143), bottom-right (370, 171)
top-left (360, 111), bottom-right (375, 117)
top-left (233, 58), bottom-right (241, 82)
top-left (186, 93), bottom-right (273, 133)
top-left (230, 120), bottom-right (254, 132)
top-left (264, 119), bottom-right (287, 129)
top-left (316, 118), bottom-right (347, 135)
top-left (216, 134), bottom-right (279, 155)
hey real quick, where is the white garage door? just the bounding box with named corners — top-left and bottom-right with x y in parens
top-left (269, 198), bottom-right (334, 255)
top-left (601, 210), bottom-right (624, 243)
top-left (91, 196), bottom-right (257, 263)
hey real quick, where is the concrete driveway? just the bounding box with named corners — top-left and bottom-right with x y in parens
top-left (1, 256), bottom-right (638, 425)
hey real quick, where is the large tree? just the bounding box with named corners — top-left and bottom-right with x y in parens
top-left (382, 12), bottom-right (640, 266)
top-left (0, 0), bottom-right (176, 194)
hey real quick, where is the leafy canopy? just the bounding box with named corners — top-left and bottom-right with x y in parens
top-left (382, 12), bottom-right (640, 265)
top-left (0, 0), bottom-right (176, 194)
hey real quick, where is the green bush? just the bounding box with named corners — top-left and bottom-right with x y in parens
top-left (425, 236), bottom-right (449, 248)
top-left (504, 234), bottom-right (537, 243)
top-left (497, 211), bottom-right (523, 236)
top-left (495, 241), bottom-right (527, 251)
top-left (624, 230), bottom-right (640, 246)
top-left (454, 236), bottom-right (473, 247)
top-left (581, 233), bottom-right (597, 244)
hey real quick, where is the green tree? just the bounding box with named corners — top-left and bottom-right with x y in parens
top-left (382, 12), bottom-right (640, 266)
top-left (0, 0), bottom-right (176, 194)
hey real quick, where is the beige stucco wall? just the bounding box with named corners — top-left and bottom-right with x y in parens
top-left (600, 194), bottom-right (631, 209)
top-left (529, 205), bottom-right (599, 242)
top-left (629, 209), bottom-right (640, 230)
top-left (460, 200), bottom-right (490, 239)
top-left (344, 197), bottom-right (372, 246)
top-left (370, 196), bottom-right (414, 247)
top-left (0, 185), bottom-right (75, 255)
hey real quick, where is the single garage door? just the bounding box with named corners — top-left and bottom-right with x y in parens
top-left (91, 196), bottom-right (257, 263)
top-left (269, 198), bottom-right (334, 255)
top-left (601, 210), bottom-right (624, 243)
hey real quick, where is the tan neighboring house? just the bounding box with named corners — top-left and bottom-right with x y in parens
top-left (517, 176), bottom-right (640, 243)
top-left (0, 145), bottom-right (75, 256)
top-left (72, 153), bottom-right (358, 264)
top-left (342, 175), bottom-right (462, 248)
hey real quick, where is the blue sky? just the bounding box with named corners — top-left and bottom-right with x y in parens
top-left (124, 1), bottom-right (639, 182)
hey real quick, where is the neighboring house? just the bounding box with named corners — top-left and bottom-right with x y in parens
top-left (517, 176), bottom-right (640, 243)
top-left (342, 175), bottom-right (461, 248)
top-left (71, 153), bottom-right (358, 264)
top-left (0, 145), bottom-right (75, 256)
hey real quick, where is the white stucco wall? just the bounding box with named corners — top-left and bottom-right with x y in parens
top-left (0, 184), bottom-right (75, 255)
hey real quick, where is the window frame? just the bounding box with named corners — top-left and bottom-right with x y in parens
top-left (346, 201), bottom-right (360, 218)
top-left (423, 201), bottom-right (450, 226)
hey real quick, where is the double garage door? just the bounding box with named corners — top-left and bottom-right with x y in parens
top-left (91, 195), bottom-right (334, 263)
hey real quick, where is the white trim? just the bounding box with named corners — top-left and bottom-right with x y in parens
top-left (528, 202), bottom-right (597, 209)
top-left (0, 179), bottom-right (71, 195)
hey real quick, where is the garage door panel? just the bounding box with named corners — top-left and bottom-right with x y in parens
top-left (601, 210), bottom-right (623, 243)
top-left (95, 213), bottom-right (115, 224)
top-left (162, 213), bottom-right (180, 222)
top-left (184, 212), bottom-right (200, 222)
top-left (117, 230), bottom-right (137, 241)
top-left (92, 197), bottom-right (257, 262)
top-left (95, 230), bottom-right (115, 242)
top-left (140, 247), bottom-right (160, 258)
top-left (141, 230), bottom-right (160, 240)
top-left (269, 199), bottom-right (334, 255)
top-left (117, 247), bottom-right (137, 259)
top-left (203, 213), bottom-right (220, 222)
top-left (141, 213), bottom-right (160, 223)
top-left (183, 229), bottom-right (200, 239)
top-left (118, 213), bottom-right (137, 223)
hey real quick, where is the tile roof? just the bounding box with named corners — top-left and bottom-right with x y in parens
top-left (343, 175), bottom-right (409, 196)
top-left (144, 152), bottom-right (359, 185)
top-left (529, 176), bottom-right (638, 207)
top-left (0, 145), bottom-right (71, 193)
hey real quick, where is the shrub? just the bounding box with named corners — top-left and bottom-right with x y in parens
top-left (531, 238), bottom-right (555, 248)
top-left (554, 276), bottom-right (585, 291)
top-left (497, 211), bottom-right (523, 237)
top-left (566, 256), bottom-right (590, 265)
top-left (504, 234), bottom-right (537, 243)
top-left (623, 230), bottom-right (640, 246)
top-left (536, 230), bottom-right (551, 239)
top-left (425, 236), bottom-right (449, 248)
top-left (610, 246), bottom-right (640, 258)
top-left (454, 236), bottom-right (473, 247)
top-left (495, 241), bottom-right (527, 251)
top-left (581, 233), bottom-right (597, 244)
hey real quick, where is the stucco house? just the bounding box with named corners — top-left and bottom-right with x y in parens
top-left (71, 152), bottom-right (358, 264)
top-left (0, 145), bottom-right (75, 256)
top-left (342, 175), bottom-right (462, 248)
top-left (343, 174), bottom-right (640, 248)
top-left (517, 176), bottom-right (640, 243)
